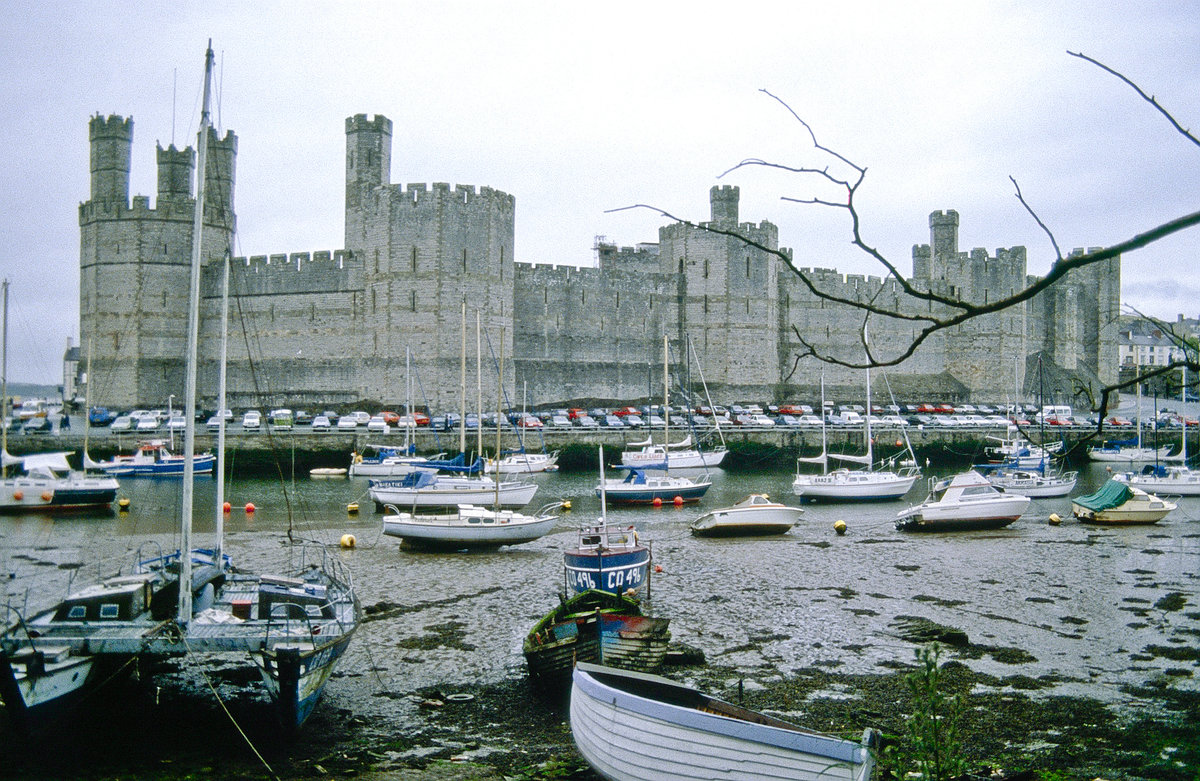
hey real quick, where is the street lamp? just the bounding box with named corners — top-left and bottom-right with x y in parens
top-left (169, 394), bottom-right (175, 418)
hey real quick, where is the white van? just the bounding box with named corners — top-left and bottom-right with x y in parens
top-left (1039, 405), bottom-right (1072, 424)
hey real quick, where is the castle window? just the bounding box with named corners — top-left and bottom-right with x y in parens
top-left (163, 243), bottom-right (168, 255)
top-left (746, 255), bottom-right (751, 277)
top-left (745, 298), bottom-right (750, 314)
top-left (463, 249), bottom-right (467, 272)
top-left (704, 258), bottom-right (709, 278)
top-left (371, 288), bottom-right (376, 313)
top-left (616, 291), bottom-right (620, 309)
top-left (411, 290), bottom-right (416, 312)
top-left (411, 247), bottom-right (417, 272)
top-left (162, 291), bottom-right (167, 308)
top-left (678, 257), bottom-right (684, 274)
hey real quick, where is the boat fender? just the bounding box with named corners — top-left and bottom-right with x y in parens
top-left (245, 502), bottom-right (256, 514)
top-left (347, 502), bottom-right (359, 514)
top-left (673, 495), bottom-right (684, 506)
top-left (652, 497), bottom-right (663, 507)
top-left (41, 491), bottom-right (53, 502)
top-left (222, 501), bottom-right (232, 513)
top-left (11, 491), bottom-right (22, 501)
top-left (354, 454), bottom-right (363, 464)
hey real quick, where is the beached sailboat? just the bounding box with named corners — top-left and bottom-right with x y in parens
top-left (1, 45), bottom-right (358, 731)
top-left (570, 663), bottom-right (880, 781)
top-left (793, 370), bottom-right (920, 501)
top-left (621, 336), bottom-right (725, 470)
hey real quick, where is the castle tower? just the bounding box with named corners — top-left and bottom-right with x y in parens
top-left (710, 185), bottom-right (739, 227)
top-left (156, 143), bottom-right (193, 203)
top-left (89, 114), bottom-right (132, 204)
top-left (202, 127), bottom-right (238, 234)
top-left (930, 209), bottom-right (959, 259)
top-left (344, 114), bottom-right (392, 248)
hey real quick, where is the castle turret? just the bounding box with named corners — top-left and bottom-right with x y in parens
top-left (202, 127), bottom-right (237, 231)
top-left (930, 209), bottom-right (959, 258)
top-left (345, 114), bottom-right (392, 247)
top-left (89, 114), bottom-right (132, 205)
top-left (156, 143), bottom-right (193, 203)
top-left (710, 185), bottom-right (739, 227)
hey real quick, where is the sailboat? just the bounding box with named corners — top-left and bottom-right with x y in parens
top-left (0, 44), bottom-right (357, 731)
top-left (379, 327), bottom-right (561, 548)
top-left (0, 280), bottom-right (120, 513)
top-left (1088, 364), bottom-right (1171, 463)
top-left (1115, 365), bottom-right (1200, 495)
top-left (792, 369), bottom-right (920, 501)
top-left (620, 336), bottom-right (726, 470)
top-left (603, 337), bottom-right (711, 504)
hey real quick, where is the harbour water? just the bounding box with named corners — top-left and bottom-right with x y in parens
top-left (2, 460), bottom-right (1198, 771)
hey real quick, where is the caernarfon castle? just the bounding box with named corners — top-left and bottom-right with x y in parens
top-left (78, 112), bottom-right (1119, 412)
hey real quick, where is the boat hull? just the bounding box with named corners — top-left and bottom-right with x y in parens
top-left (563, 546), bottom-right (651, 598)
top-left (369, 479), bottom-right (538, 509)
top-left (597, 478), bottom-right (711, 505)
top-left (620, 447), bottom-right (727, 470)
top-left (792, 471), bottom-right (918, 502)
top-left (690, 503), bottom-right (802, 537)
top-left (570, 663), bottom-right (878, 781)
top-left (254, 630), bottom-right (356, 730)
top-left (382, 509), bottom-right (557, 549)
top-left (0, 476), bottom-right (118, 513)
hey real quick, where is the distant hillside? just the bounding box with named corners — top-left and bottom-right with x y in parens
top-left (6, 382), bottom-right (61, 402)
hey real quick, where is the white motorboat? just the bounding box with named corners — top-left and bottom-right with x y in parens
top-left (570, 662), bottom-right (879, 781)
top-left (381, 501), bottom-right (562, 549)
top-left (597, 467), bottom-right (711, 505)
top-left (1115, 464), bottom-right (1200, 496)
top-left (620, 438), bottom-right (727, 470)
top-left (689, 493), bottom-right (803, 537)
top-left (1072, 479), bottom-right (1176, 524)
top-left (896, 470), bottom-right (1030, 531)
top-left (0, 450), bottom-right (119, 512)
top-left (484, 449), bottom-right (559, 474)
top-left (985, 467), bottom-right (1078, 498)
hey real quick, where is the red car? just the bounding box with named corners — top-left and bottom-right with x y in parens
top-left (567, 408), bottom-right (585, 420)
top-left (1104, 416), bottom-right (1132, 427)
top-left (613, 406), bottom-right (641, 417)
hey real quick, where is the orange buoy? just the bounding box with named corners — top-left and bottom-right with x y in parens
top-left (654, 564), bottom-right (663, 573)
top-left (895, 440), bottom-right (903, 447)
top-left (673, 495), bottom-right (684, 506)
top-left (245, 502), bottom-right (256, 514)
top-left (652, 497), bottom-right (663, 507)
top-left (223, 501), bottom-right (232, 513)
top-left (12, 490), bottom-right (22, 501)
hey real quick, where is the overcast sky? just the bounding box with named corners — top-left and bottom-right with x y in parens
top-left (1, 1), bottom-right (1197, 385)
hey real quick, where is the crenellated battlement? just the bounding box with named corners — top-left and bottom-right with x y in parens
top-left (235, 249), bottom-right (356, 272)
top-left (346, 113), bottom-right (392, 134)
top-left (89, 114), bottom-right (132, 139)
top-left (391, 181), bottom-right (516, 211)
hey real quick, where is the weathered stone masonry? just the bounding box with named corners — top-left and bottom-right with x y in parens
top-left (78, 112), bottom-right (1119, 411)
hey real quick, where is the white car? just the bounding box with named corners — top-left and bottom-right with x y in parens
top-left (166, 415), bottom-right (187, 430)
top-left (206, 415), bottom-right (225, 431)
top-left (749, 414), bottom-right (775, 426)
top-left (797, 414), bottom-right (823, 426)
top-left (367, 415), bottom-right (390, 433)
top-left (311, 415), bottom-right (331, 431)
top-left (337, 415), bottom-right (359, 430)
top-left (135, 415), bottom-right (159, 432)
top-left (111, 415), bottom-right (134, 432)
top-left (242, 411), bottom-right (262, 430)
top-left (351, 411), bottom-right (372, 425)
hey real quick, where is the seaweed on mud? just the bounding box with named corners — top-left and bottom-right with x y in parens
top-left (1154, 592), bottom-right (1188, 611)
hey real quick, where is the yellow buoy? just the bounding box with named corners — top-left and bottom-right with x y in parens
top-left (561, 500), bottom-right (572, 511)
top-left (347, 502), bottom-right (359, 514)
top-left (834, 519), bottom-right (847, 535)
top-left (117, 497), bottom-right (131, 510)
top-left (1048, 513), bottom-right (1062, 525)
top-left (340, 534), bottom-right (357, 549)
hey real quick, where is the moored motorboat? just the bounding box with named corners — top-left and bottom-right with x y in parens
top-left (689, 493), bottom-right (802, 537)
top-left (896, 470), bottom-right (1030, 532)
top-left (88, 439), bottom-right (215, 477)
top-left (1072, 479), bottom-right (1176, 524)
top-left (570, 662), bottom-right (879, 781)
top-left (984, 467), bottom-right (1077, 498)
top-left (0, 451), bottom-right (119, 512)
top-left (1114, 464), bottom-right (1200, 496)
top-left (485, 449), bottom-right (560, 474)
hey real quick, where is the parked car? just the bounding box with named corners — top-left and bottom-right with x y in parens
top-left (381, 411), bottom-right (400, 425)
top-left (601, 415), bottom-right (624, 428)
top-left (351, 411), bottom-right (371, 425)
top-left (111, 415), bottom-right (134, 432)
top-left (576, 415), bottom-right (598, 428)
top-left (367, 415), bottom-right (390, 433)
top-left (242, 410), bottom-right (262, 430)
top-left (337, 415), bottom-right (359, 430)
top-left (294, 410), bottom-right (313, 425)
top-left (311, 415), bottom-right (331, 431)
top-left (206, 415), bottom-right (225, 431)
top-left (517, 414), bottom-right (543, 428)
top-left (135, 415), bottom-right (160, 432)
top-left (23, 416), bottom-right (52, 434)
top-left (1104, 416), bottom-right (1133, 427)
top-left (550, 415), bottom-right (572, 428)
top-left (88, 406), bottom-right (117, 426)
top-left (268, 409), bottom-right (293, 429)
top-left (166, 414), bottom-right (188, 431)
top-left (748, 414), bottom-right (775, 426)
top-left (613, 406), bottom-right (640, 417)
top-left (623, 414), bottom-right (644, 428)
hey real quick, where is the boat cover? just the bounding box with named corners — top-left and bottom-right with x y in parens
top-left (1073, 479), bottom-right (1133, 512)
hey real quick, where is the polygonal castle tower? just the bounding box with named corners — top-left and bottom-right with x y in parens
top-left (79, 114), bottom-right (236, 408)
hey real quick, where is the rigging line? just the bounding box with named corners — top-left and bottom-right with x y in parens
top-left (180, 635), bottom-right (280, 781)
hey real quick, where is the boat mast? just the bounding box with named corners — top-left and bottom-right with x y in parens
top-left (495, 332), bottom-right (503, 507)
top-left (1, 279), bottom-right (7, 479)
top-left (476, 311), bottom-right (483, 462)
top-left (213, 252), bottom-right (230, 565)
top-left (688, 335), bottom-right (725, 450)
top-left (459, 300), bottom-right (466, 456)
top-left (662, 334), bottom-right (669, 456)
top-left (179, 41), bottom-right (215, 628)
